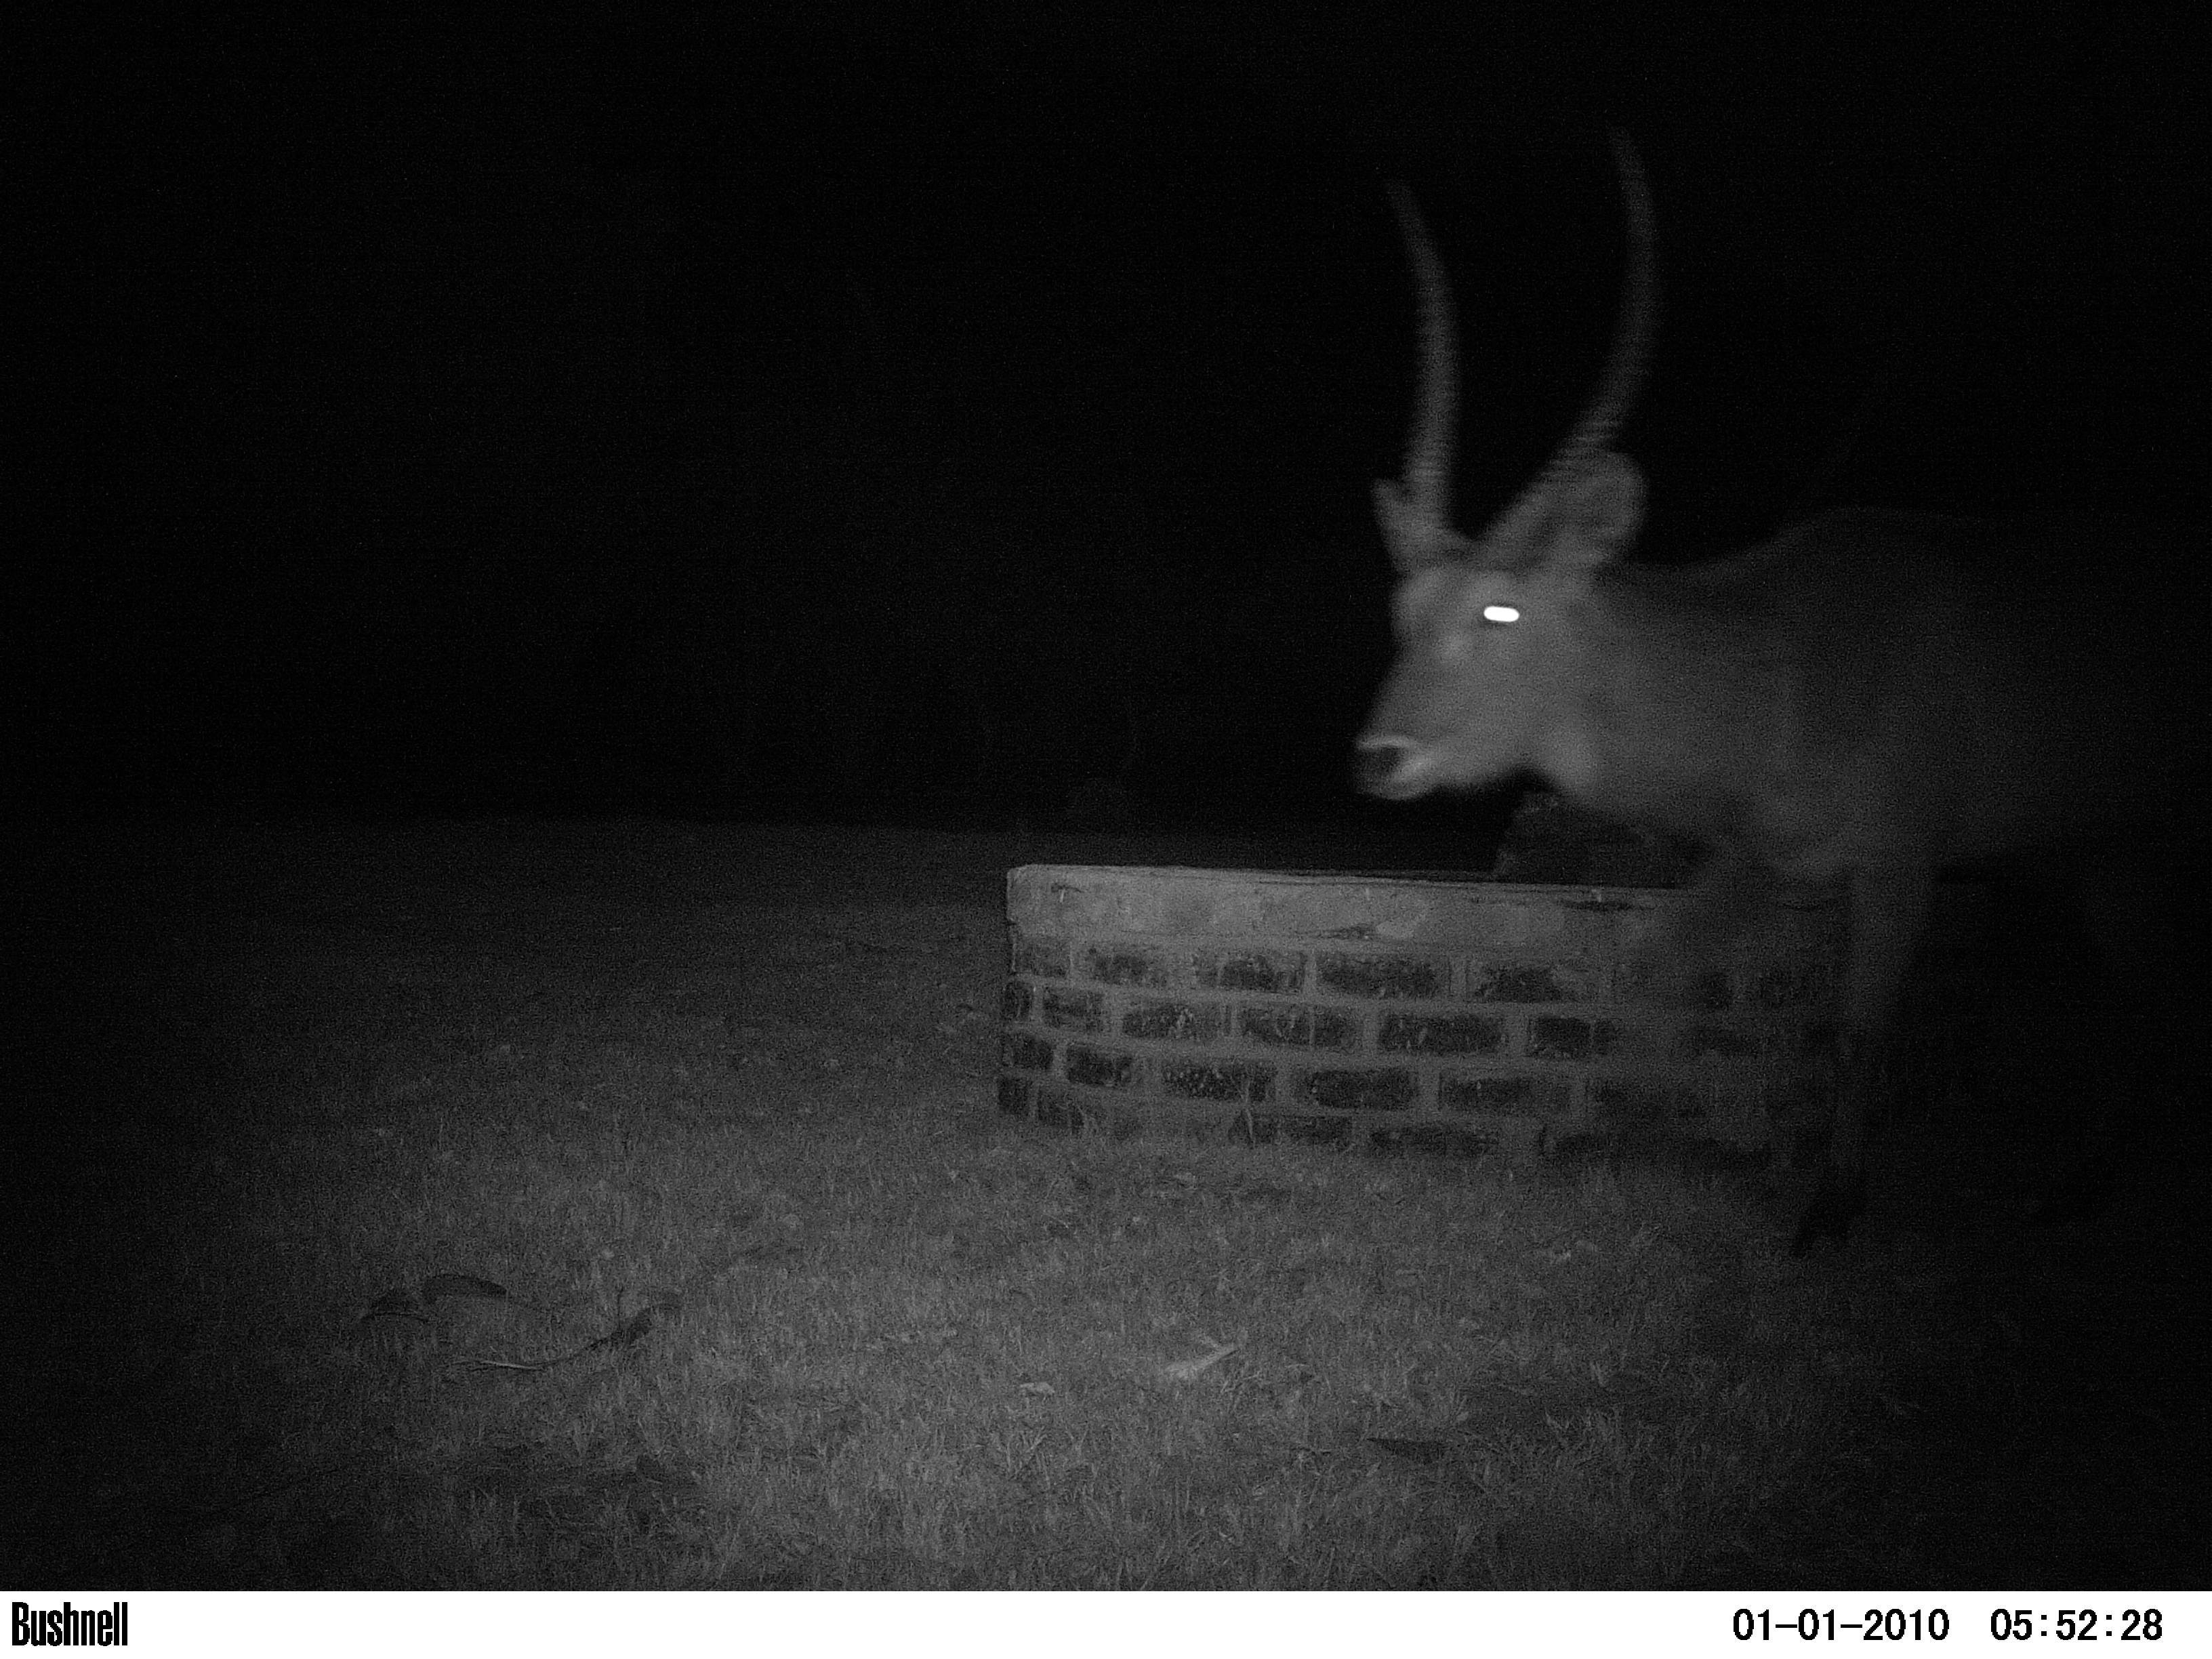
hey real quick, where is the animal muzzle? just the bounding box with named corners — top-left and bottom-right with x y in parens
top-left (1355, 735), bottom-right (1437, 799)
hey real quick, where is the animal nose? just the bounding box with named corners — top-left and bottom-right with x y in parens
top-left (1356, 736), bottom-right (1421, 796)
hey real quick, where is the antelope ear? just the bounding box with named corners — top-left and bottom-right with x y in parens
top-left (1557, 451), bottom-right (1645, 565)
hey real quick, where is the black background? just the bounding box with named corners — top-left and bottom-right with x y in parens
top-left (16, 7), bottom-right (2204, 832)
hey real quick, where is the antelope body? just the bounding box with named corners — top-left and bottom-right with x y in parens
top-left (1355, 140), bottom-right (2205, 1252)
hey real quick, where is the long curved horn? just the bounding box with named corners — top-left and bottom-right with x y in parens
top-left (1481, 130), bottom-right (1658, 549)
top-left (1382, 180), bottom-right (1458, 540)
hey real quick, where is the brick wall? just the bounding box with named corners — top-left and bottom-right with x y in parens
top-left (999, 865), bottom-right (1841, 1157)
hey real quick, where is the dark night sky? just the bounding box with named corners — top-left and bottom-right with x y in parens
top-left (14, 8), bottom-right (2205, 830)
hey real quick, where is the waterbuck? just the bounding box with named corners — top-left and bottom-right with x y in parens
top-left (1355, 138), bottom-right (2205, 1253)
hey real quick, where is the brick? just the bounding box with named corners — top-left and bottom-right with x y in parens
top-left (1680, 1021), bottom-right (1758, 1059)
top-left (1470, 960), bottom-right (1600, 1003)
top-left (1438, 1070), bottom-right (1571, 1115)
top-left (1195, 949), bottom-right (1308, 994)
top-left (1012, 935), bottom-right (1069, 979)
top-left (1301, 1066), bottom-right (1422, 1113)
top-left (1592, 1078), bottom-right (1705, 1124)
top-left (1083, 946), bottom-right (1174, 987)
top-left (1122, 999), bottom-right (1229, 1043)
top-left (1244, 1114), bottom-right (1359, 1148)
top-left (1378, 1011), bottom-right (1504, 1056)
top-left (1160, 1059), bottom-right (1263, 1103)
top-left (1065, 1043), bottom-right (1140, 1089)
top-left (1528, 1015), bottom-right (1620, 1061)
top-left (1317, 951), bottom-right (1450, 1000)
top-left (1041, 987), bottom-right (1105, 1033)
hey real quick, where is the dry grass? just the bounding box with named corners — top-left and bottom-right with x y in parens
top-left (5, 821), bottom-right (2200, 1589)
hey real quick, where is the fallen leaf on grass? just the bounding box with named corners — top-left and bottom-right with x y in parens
top-left (422, 1272), bottom-right (507, 1302)
top-left (1160, 1340), bottom-right (1238, 1382)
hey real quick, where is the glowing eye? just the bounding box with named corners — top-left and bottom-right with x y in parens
top-left (1481, 604), bottom-right (1520, 626)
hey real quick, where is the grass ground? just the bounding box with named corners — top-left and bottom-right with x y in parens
top-left (5, 821), bottom-right (2203, 1588)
